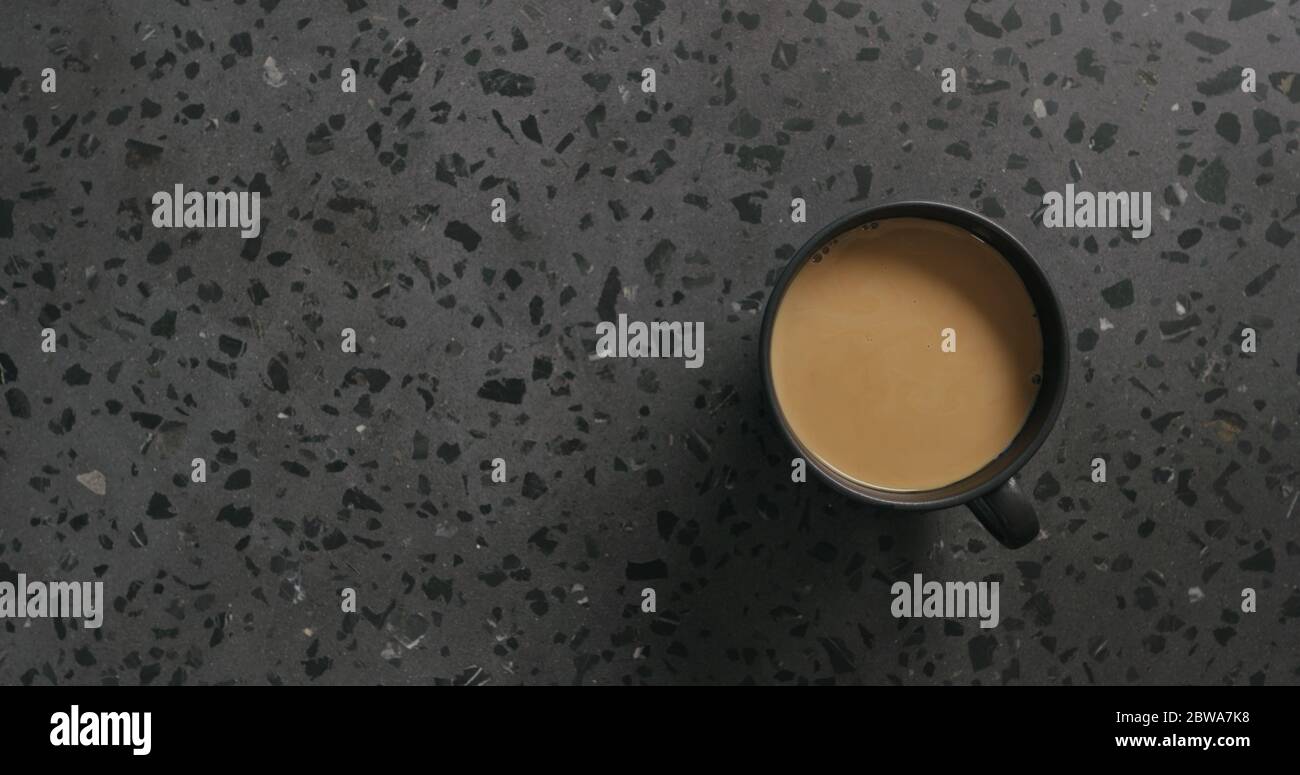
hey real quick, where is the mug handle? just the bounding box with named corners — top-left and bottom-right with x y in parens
top-left (966, 476), bottom-right (1038, 549)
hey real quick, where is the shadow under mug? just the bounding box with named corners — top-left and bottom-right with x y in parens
top-left (760, 201), bottom-right (1069, 549)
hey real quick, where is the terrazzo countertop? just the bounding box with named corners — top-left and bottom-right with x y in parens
top-left (1, 0), bottom-right (1297, 685)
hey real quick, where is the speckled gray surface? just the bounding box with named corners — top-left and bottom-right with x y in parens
top-left (1, 0), bottom-right (1298, 685)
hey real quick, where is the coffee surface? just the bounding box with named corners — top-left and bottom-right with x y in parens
top-left (770, 217), bottom-right (1043, 492)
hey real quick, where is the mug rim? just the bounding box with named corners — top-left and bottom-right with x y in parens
top-left (759, 200), bottom-right (1069, 511)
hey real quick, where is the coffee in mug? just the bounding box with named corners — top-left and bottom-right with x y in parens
top-left (768, 217), bottom-right (1044, 492)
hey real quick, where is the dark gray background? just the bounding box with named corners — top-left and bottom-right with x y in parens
top-left (1, 0), bottom-right (1297, 685)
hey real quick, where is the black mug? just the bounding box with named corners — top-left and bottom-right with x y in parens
top-left (760, 202), bottom-right (1069, 549)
